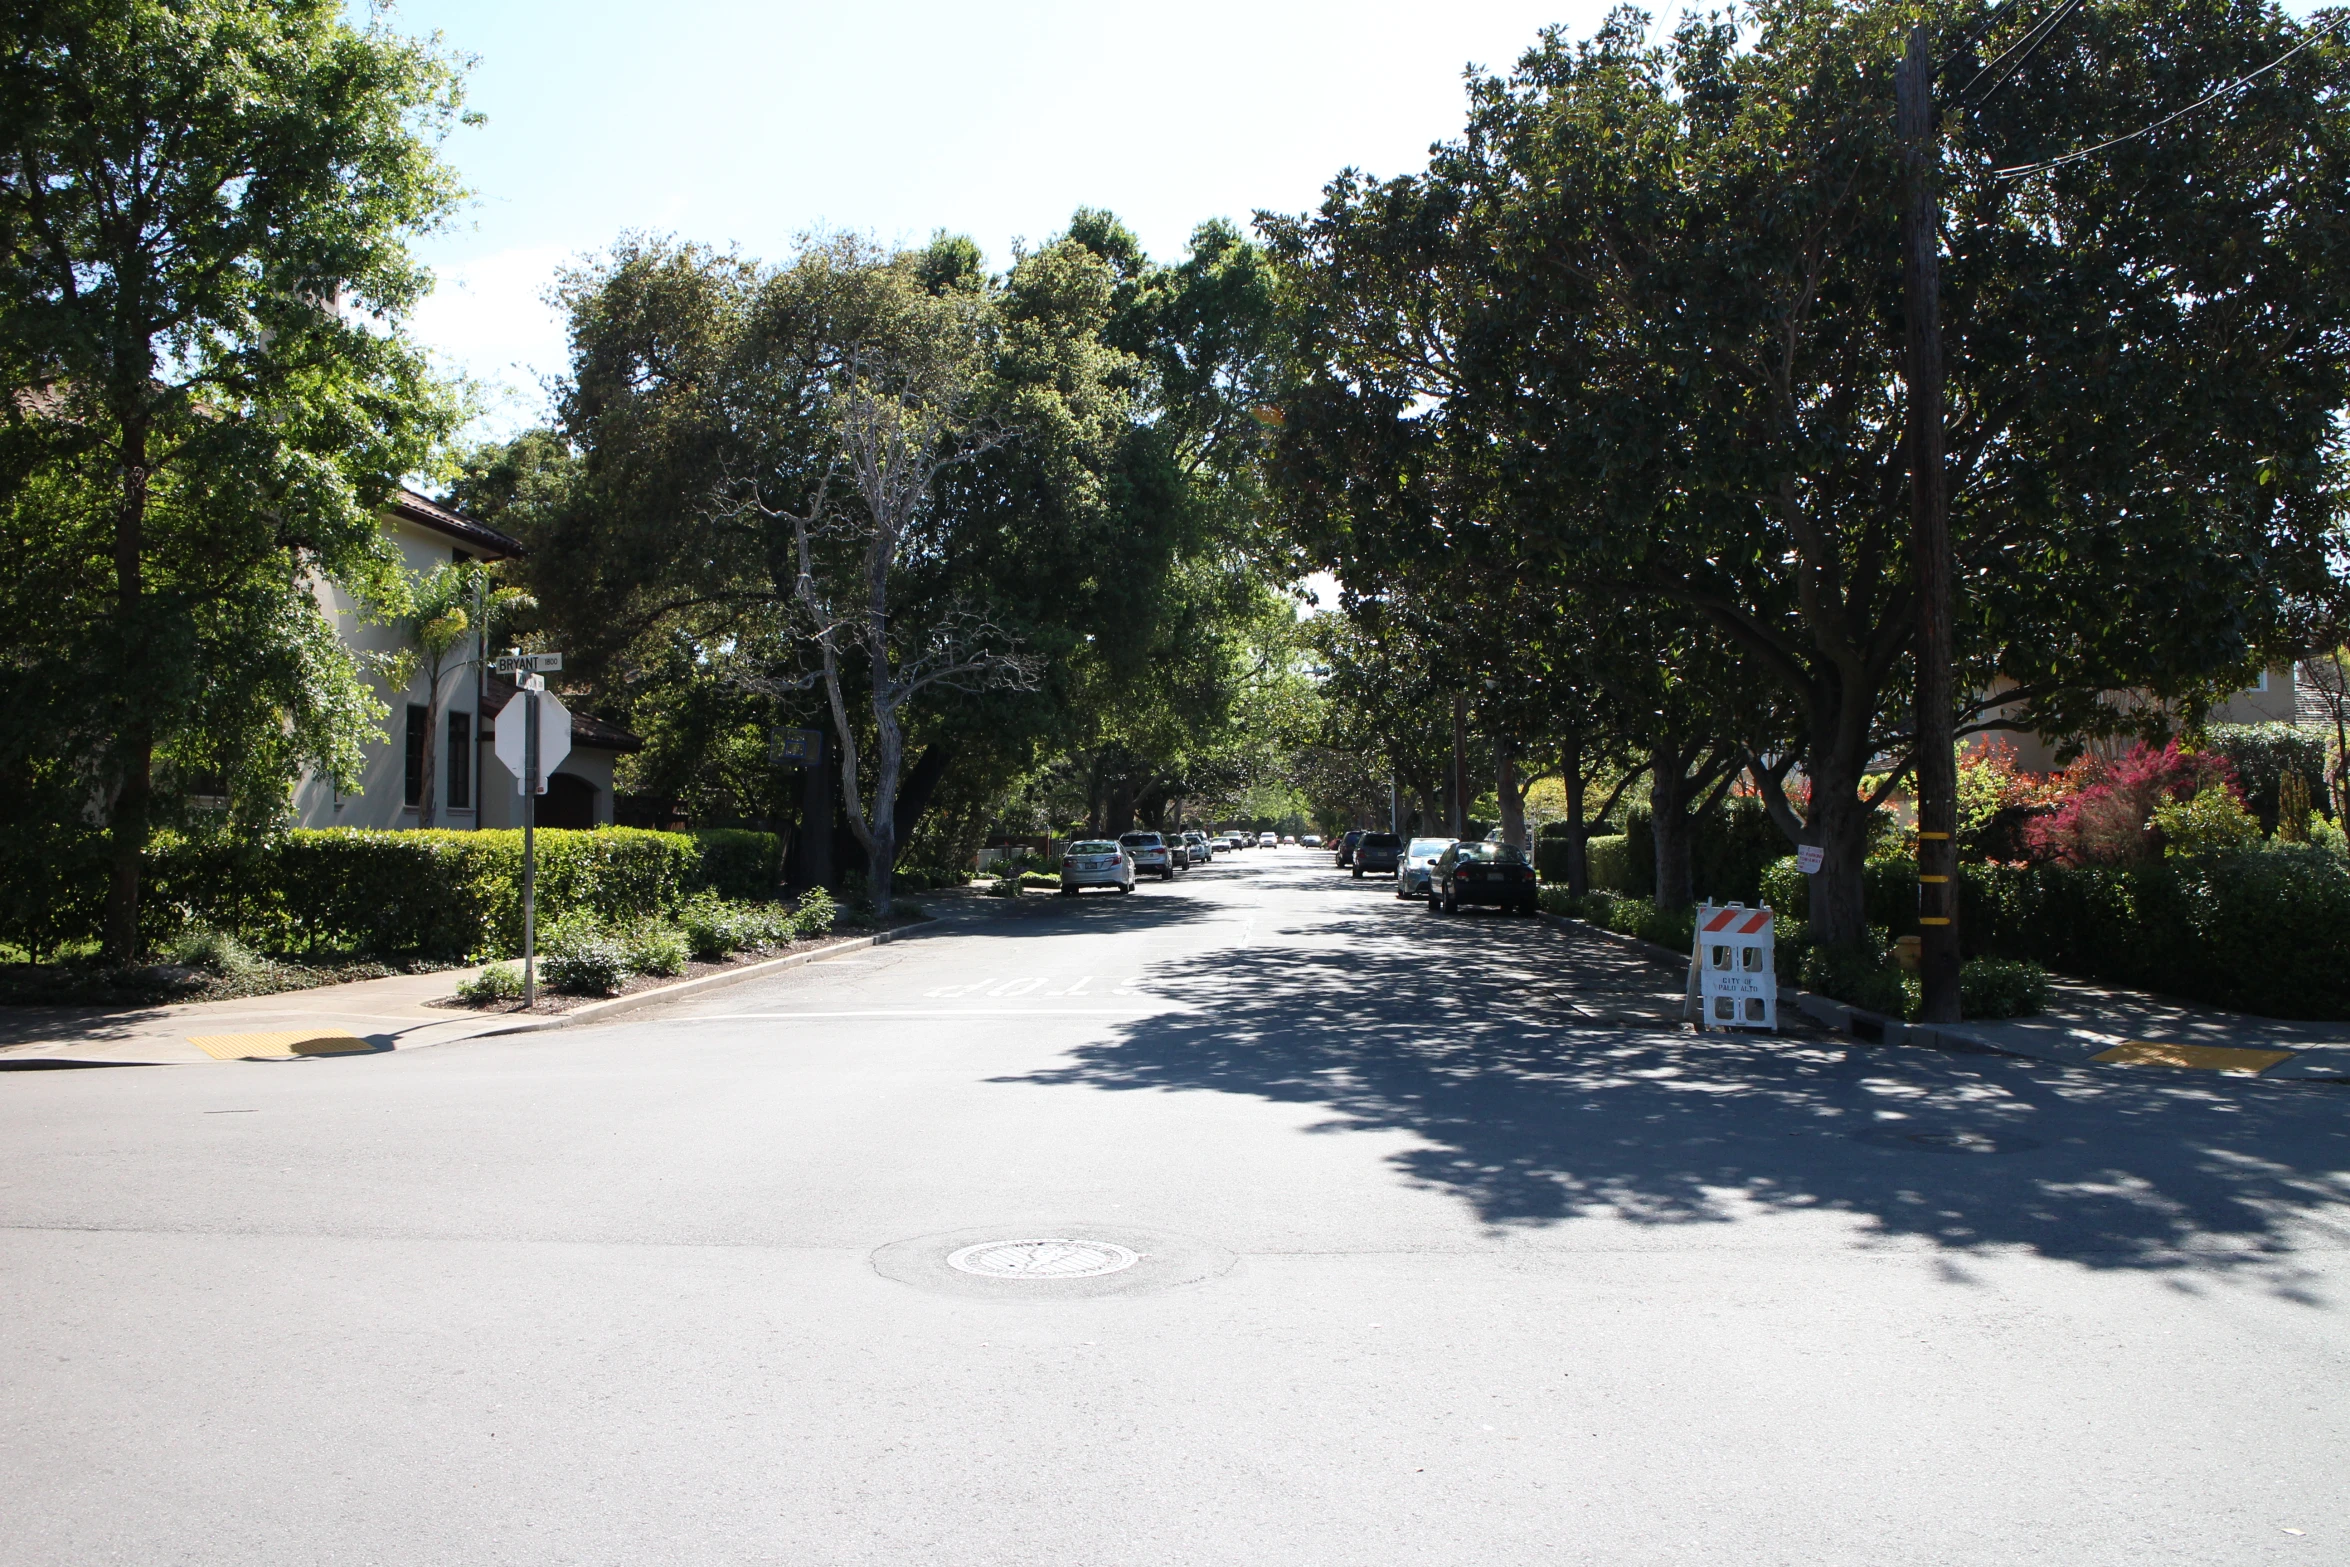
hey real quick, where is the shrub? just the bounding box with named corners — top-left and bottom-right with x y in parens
top-left (680, 893), bottom-right (799, 960)
top-left (1958, 958), bottom-right (2050, 1019)
top-left (540, 911), bottom-right (629, 995)
top-left (619, 919), bottom-right (689, 977)
top-left (1759, 856), bottom-right (1922, 935)
top-left (161, 923), bottom-right (258, 977)
top-left (2025, 741), bottom-right (2240, 866)
top-left (1586, 834), bottom-right (1633, 894)
top-left (456, 962), bottom-right (525, 1002)
top-left (688, 830), bottom-right (785, 902)
top-left (2207, 722), bottom-right (2330, 833)
top-left (2149, 783), bottom-right (2261, 858)
top-left (1802, 941), bottom-right (1907, 1018)
top-left (793, 887), bottom-right (838, 938)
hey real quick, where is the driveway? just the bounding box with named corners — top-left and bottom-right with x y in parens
top-left (2, 847), bottom-right (2344, 1564)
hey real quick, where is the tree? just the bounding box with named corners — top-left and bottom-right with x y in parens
top-left (1268, 0), bottom-right (2350, 944)
top-left (0, 0), bottom-right (469, 955)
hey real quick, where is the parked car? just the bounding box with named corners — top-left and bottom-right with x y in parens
top-left (1301, 833), bottom-right (1323, 848)
top-left (1425, 840), bottom-right (1539, 915)
top-left (1396, 837), bottom-right (1453, 899)
top-left (1058, 839), bottom-right (1135, 896)
top-left (1351, 831), bottom-right (1402, 878)
top-left (1258, 831), bottom-right (1279, 848)
top-left (1335, 829), bottom-right (1364, 867)
top-left (1120, 831), bottom-right (1184, 880)
top-left (1221, 834), bottom-right (1245, 851)
top-left (1181, 831), bottom-right (1211, 865)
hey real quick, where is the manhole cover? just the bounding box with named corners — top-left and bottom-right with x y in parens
top-left (946, 1238), bottom-right (1140, 1279)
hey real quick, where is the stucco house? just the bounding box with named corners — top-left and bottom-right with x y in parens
top-left (1973, 663), bottom-right (2309, 772)
top-left (290, 488), bottom-right (638, 831)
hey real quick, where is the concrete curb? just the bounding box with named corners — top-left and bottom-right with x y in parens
top-left (460, 921), bottom-right (936, 1038)
top-left (1540, 910), bottom-right (2027, 1057)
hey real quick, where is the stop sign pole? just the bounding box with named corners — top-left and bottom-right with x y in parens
top-left (493, 649), bottom-right (564, 1006)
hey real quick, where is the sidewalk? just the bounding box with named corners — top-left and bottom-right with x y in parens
top-left (0, 967), bottom-right (510, 1067)
top-left (1549, 913), bottom-right (2350, 1082)
top-left (0, 892), bottom-right (1005, 1069)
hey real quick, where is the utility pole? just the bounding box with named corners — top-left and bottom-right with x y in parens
top-left (1898, 26), bottom-right (1961, 1024)
top-left (1449, 692), bottom-right (1468, 840)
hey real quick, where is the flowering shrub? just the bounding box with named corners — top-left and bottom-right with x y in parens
top-left (2148, 783), bottom-right (2261, 858)
top-left (2023, 742), bottom-right (2243, 867)
top-left (1952, 742), bottom-right (2073, 860)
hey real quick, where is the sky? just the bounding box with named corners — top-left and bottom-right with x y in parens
top-left (392, 0), bottom-right (1611, 438)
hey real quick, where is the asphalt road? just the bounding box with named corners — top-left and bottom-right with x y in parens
top-left (4, 847), bottom-right (2346, 1565)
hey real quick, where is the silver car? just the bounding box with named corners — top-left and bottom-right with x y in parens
top-left (1059, 839), bottom-right (1135, 896)
top-left (1396, 836), bottom-right (1455, 899)
top-left (1120, 831), bottom-right (1184, 881)
top-left (1182, 831), bottom-right (1211, 865)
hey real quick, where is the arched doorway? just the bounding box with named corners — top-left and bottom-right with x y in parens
top-left (539, 772), bottom-right (599, 829)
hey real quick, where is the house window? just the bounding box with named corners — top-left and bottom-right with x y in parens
top-left (2254, 670), bottom-right (2270, 693)
top-left (447, 711), bottom-right (472, 810)
top-left (405, 705), bottom-right (427, 807)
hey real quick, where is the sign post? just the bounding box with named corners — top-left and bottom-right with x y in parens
top-left (776, 726), bottom-right (829, 889)
top-left (492, 651), bottom-right (568, 1007)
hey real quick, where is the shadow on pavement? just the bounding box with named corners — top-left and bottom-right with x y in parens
top-left (1007, 900), bottom-right (2350, 1297)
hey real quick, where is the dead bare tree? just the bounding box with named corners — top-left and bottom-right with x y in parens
top-left (734, 339), bottom-right (1040, 911)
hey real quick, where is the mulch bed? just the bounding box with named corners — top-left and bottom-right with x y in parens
top-left (428, 914), bottom-right (928, 1017)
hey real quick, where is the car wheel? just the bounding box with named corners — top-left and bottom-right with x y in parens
top-left (1352, 866), bottom-right (1363, 879)
top-left (1443, 888), bottom-right (1459, 914)
top-left (1117, 883), bottom-right (1132, 894)
top-left (1060, 885), bottom-right (1076, 898)
top-left (1161, 867), bottom-right (1174, 881)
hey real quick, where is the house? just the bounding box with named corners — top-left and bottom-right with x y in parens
top-left (1977, 663), bottom-right (2308, 773)
top-left (290, 488), bottom-right (639, 831)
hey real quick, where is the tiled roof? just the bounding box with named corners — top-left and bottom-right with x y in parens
top-left (480, 675), bottom-right (642, 753)
top-left (386, 487), bottom-right (525, 560)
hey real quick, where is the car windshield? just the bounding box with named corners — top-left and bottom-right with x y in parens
top-left (1119, 833), bottom-right (1161, 848)
top-left (1408, 839), bottom-right (1453, 857)
top-left (1070, 841), bottom-right (1117, 855)
top-left (1455, 842), bottom-right (1529, 864)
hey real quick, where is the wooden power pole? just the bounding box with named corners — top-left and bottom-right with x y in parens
top-left (1898, 26), bottom-right (1962, 1024)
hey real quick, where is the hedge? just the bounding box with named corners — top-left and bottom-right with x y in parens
top-left (1554, 798), bottom-right (1789, 904)
top-left (1758, 844), bottom-right (2350, 1019)
top-left (7, 826), bottom-right (786, 961)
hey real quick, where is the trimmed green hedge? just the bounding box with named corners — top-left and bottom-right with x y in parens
top-left (1586, 834), bottom-right (1633, 893)
top-left (1758, 845), bottom-right (2350, 1019)
top-left (0, 826), bottom-right (790, 961)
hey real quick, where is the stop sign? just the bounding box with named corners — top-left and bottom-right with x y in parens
top-left (494, 690), bottom-right (571, 793)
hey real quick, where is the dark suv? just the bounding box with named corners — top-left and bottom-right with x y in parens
top-left (1426, 840), bottom-right (1538, 915)
top-left (1335, 829), bottom-right (1365, 867)
top-left (1351, 832), bottom-right (1402, 878)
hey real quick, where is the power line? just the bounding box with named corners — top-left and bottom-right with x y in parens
top-left (1994, 18), bottom-right (2346, 177)
top-left (1959, 0), bottom-right (2091, 104)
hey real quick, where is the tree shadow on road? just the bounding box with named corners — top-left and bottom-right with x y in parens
top-left (1004, 903), bottom-right (2350, 1298)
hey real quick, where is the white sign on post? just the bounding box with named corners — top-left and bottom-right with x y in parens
top-left (1796, 844), bottom-right (1825, 875)
top-left (1691, 902), bottom-right (1777, 1033)
top-left (495, 690), bottom-right (571, 793)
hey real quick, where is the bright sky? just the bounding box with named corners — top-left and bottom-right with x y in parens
top-left (393, 0), bottom-right (1609, 438)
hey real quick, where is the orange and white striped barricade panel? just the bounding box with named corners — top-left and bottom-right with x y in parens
top-left (1694, 903), bottom-right (1776, 1032)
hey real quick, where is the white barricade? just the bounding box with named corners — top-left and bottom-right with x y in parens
top-left (1687, 903), bottom-right (1777, 1032)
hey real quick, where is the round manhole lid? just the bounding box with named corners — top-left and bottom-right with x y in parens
top-left (946, 1238), bottom-right (1140, 1279)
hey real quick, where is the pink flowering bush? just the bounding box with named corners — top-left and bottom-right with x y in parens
top-left (2023, 742), bottom-right (2244, 866)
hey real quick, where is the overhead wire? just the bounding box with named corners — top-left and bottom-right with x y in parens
top-left (1993, 16), bottom-right (2347, 177)
top-left (1958, 0), bottom-right (2091, 104)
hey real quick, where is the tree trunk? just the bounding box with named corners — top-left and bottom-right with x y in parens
top-left (1804, 752), bottom-right (1876, 949)
top-left (1496, 737), bottom-right (1528, 849)
top-left (1648, 745), bottom-right (1696, 911)
top-left (1559, 748), bottom-right (1590, 896)
top-left (891, 742), bottom-right (955, 848)
top-left (103, 423), bottom-right (151, 963)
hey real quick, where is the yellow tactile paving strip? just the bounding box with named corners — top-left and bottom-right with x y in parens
top-left (187, 1029), bottom-right (378, 1061)
top-left (2090, 1040), bottom-right (2295, 1076)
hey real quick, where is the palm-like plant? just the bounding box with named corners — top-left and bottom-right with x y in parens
top-left (389, 564), bottom-right (533, 827)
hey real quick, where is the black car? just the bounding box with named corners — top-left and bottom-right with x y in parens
top-left (1335, 829), bottom-right (1365, 867)
top-left (1351, 832), bottom-right (1402, 877)
top-left (1425, 840), bottom-right (1538, 915)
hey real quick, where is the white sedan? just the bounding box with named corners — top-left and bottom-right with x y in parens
top-left (1058, 840), bottom-right (1135, 895)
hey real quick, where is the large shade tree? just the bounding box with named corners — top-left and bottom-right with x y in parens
top-left (1270, 0), bottom-right (2350, 944)
top-left (0, 0), bottom-right (469, 956)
